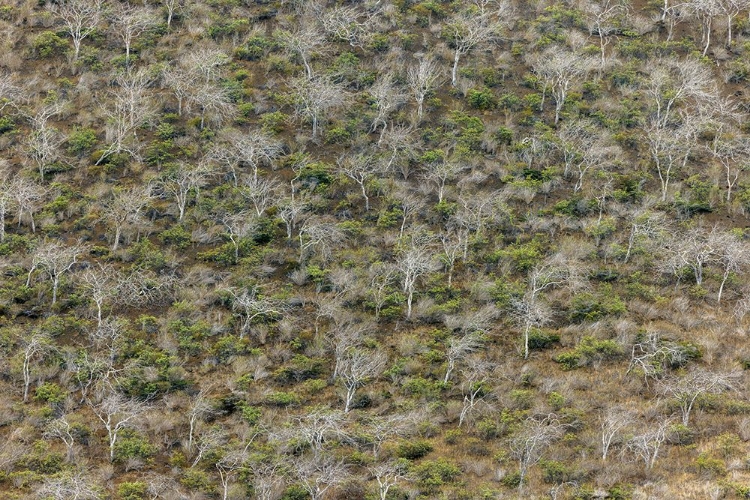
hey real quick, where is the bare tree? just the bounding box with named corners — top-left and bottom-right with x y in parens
top-left (246, 459), bottom-right (286, 500)
top-left (423, 156), bottom-right (466, 203)
top-left (660, 225), bottom-right (722, 287)
top-left (100, 184), bottom-right (153, 251)
top-left (583, 0), bottom-right (628, 73)
top-left (44, 415), bottom-right (78, 462)
top-left (184, 48), bottom-right (230, 84)
top-left (286, 409), bottom-right (348, 459)
top-left (443, 331), bottom-right (485, 384)
top-left (599, 406), bottom-right (634, 461)
top-left (233, 130), bottom-right (283, 185)
top-left (289, 76), bottom-right (348, 138)
top-left (321, 4), bottom-right (380, 48)
top-left (188, 82), bottom-right (236, 130)
top-left (23, 101), bottom-right (67, 178)
top-left (27, 239), bottom-right (84, 305)
top-left (397, 235), bottom-right (439, 319)
top-left (717, 0), bottom-right (750, 47)
top-left (556, 121), bottom-right (620, 192)
top-left (298, 217), bottom-right (346, 263)
top-left (89, 391), bottom-right (149, 462)
top-left (626, 417), bottom-right (672, 469)
top-left (337, 151), bottom-right (382, 211)
top-left (275, 23), bottom-right (327, 80)
top-left (369, 73), bottom-right (406, 143)
top-left (277, 194), bottom-right (308, 240)
top-left (510, 414), bottom-right (564, 490)
top-left (0, 172), bottom-right (14, 242)
top-left (186, 389), bottom-right (217, 455)
top-left (163, 0), bottom-right (188, 29)
top-left (658, 368), bottom-right (738, 425)
top-left (644, 58), bottom-right (715, 128)
top-left (528, 46), bottom-right (595, 125)
top-left (12, 176), bottom-right (46, 233)
top-left (215, 448), bottom-right (248, 500)
top-left (685, 0), bottom-right (723, 56)
top-left (644, 114), bottom-right (701, 202)
top-left (19, 332), bottom-right (52, 403)
top-left (50, 0), bottom-right (103, 62)
top-left (512, 262), bottom-right (568, 360)
top-left (362, 413), bottom-right (418, 459)
top-left (338, 348), bottom-right (387, 412)
top-left (162, 67), bottom-right (196, 116)
top-left (708, 130), bottom-right (750, 203)
top-left (444, 13), bottom-right (502, 86)
top-left (717, 230), bottom-right (749, 303)
top-left (36, 471), bottom-right (101, 500)
top-left (158, 162), bottom-right (212, 221)
top-left (407, 56), bottom-right (443, 123)
top-left (623, 210), bottom-right (668, 263)
top-left (109, 3), bottom-right (158, 66)
top-left (370, 461), bottom-right (407, 500)
top-left (458, 356), bottom-right (494, 428)
top-left (229, 286), bottom-right (288, 339)
top-left (219, 211), bottom-right (255, 265)
top-left (292, 455), bottom-right (349, 500)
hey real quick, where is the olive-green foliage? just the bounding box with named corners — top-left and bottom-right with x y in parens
top-left (118, 481), bottom-right (147, 500)
top-left (32, 31), bottom-right (68, 58)
top-left (397, 439), bottom-right (433, 460)
top-left (568, 284), bottom-right (626, 322)
top-left (555, 336), bottom-right (623, 370)
top-left (66, 127), bottom-right (97, 156)
top-left (412, 459), bottom-right (461, 489)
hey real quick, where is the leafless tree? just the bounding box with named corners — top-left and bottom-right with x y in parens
top-left (234, 130), bottom-right (283, 185)
top-left (158, 162), bottom-right (212, 221)
top-left (658, 368), bottom-right (739, 425)
top-left (337, 151), bottom-right (382, 212)
top-left (443, 331), bottom-right (485, 384)
top-left (246, 459), bottom-right (286, 500)
top-left (370, 461), bottom-right (407, 500)
top-left (458, 355), bottom-right (494, 427)
top-left (397, 235), bottom-right (439, 319)
top-left (163, 0), bottom-right (188, 29)
top-left (23, 101), bottom-right (66, 178)
top-left (12, 176), bottom-right (46, 233)
top-left (660, 225), bottom-right (722, 287)
top-left (293, 454), bottom-right (349, 500)
top-left (188, 82), bottom-right (236, 130)
top-left (623, 210), bottom-right (668, 263)
top-left (191, 425), bottom-right (228, 467)
top-left (369, 73), bottom-right (406, 143)
top-left (321, 4), bottom-right (381, 48)
top-left (339, 348), bottom-right (387, 412)
top-left (27, 239), bottom-right (84, 305)
top-left (512, 262), bottom-right (568, 359)
top-left (716, 230), bottom-right (749, 303)
top-left (44, 415), bottom-right (78, 462)
top-left (685, 0), bottom-right (723, 56)
top-left (109, 3), bottom-right (158, 66)
top-left (644, 114), bottom-right (701, 202)
top-left (275, 23), bottom-right (327, 80)
top-left (277, 194), bottom-right (308, 240)
top-left (644, 58), bottom-right (715, 128)
top-left (298, 216), bottom-right (346, 263)
top-left (100, 184), bottom-right (153, 251)
top-left (89, 391), bottom-right (149, 462)
top-left (599, 406), bottom-right (634, 461)
top-left (49, 0), bottom-right (103, 62)
top-left (626, 331), bottom-right (696, 384)
top-left (184, 48), bottom-right (230, 84)
top-left (215, 448), bottom-right (249, 500)
top-left (0, 171), bottom-right (15, 242)
top-left (626, 417), bottom-right (672, 469)
top-left (510, 414), bottom-right (564, 490)
top-left (708, 130), bottom-right (750, 203)
top-left (36, 471), bottom-right (101, 500)
top-left (362, 412), bottom-right (418, 459)
top-left (19, 332), bottom-right (52, 403)
top-left (286, 409), bottom-right (348, 458)
top-left (716, 0), bottom-right (750, 47)
top-left (186, 388), bottom-right (216, 455)
top-left (528, 46), bottom-right (595, 124)
top-left (162, 67), bottom-right (196, 116)
top-left (423, 157), bottom-right (466, 203)
top-left (229, 286), bottom-right (288, 339)
top-left (444, 13), bottom-right (503, 86)
top-left (407, 56), bottom-right (443, 123)
top-left (289, 76), bottom-right (348, 139)
top-left (218, 211), bottom-right (255, 264)
top-left (583, 0), bottom-right (628, 73)
top-left (380, 125), bottom-right (419, 178)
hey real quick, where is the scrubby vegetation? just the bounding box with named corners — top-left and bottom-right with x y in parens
top-left (1, 0), bottom-right (750, 498)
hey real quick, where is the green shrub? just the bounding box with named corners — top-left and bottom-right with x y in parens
top-left (66, 127), bottom-right (97, 156)
top-left (396, 439), bottom-right (433, 460)
top-left (466, 87), bottom-right (497, 110)
top-left (32, 31), bottom-right (69, 58)
top-left (555, 336), bottom-right (623, 370)
top-left (528, 329), bottom-right (560, 350)
top-left (34, 382), bottom-right (66, 404)
top-left (569, 285), bottom-right (626, 322)
top-left (413, 459), bottom-right (461, 488)
top-left (113, 430), bottom-right (157, 463)
top-left (264, 391), bottom-right (300, 407)
top-left (118, 481), bottom-right (147, 500)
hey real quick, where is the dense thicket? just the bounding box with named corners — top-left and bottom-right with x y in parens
top-left (1, 0), bottom-right (750, 498)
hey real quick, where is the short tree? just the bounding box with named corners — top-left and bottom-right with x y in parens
top-left (407, 57), bottom-right (443, 123)
top-left (658, 368), bottom-right (738, 425)
top-left (49, 0), bottom-right (103, 62)
top-left (444, 12), bottom-right (503, 86)
top-left (27, 239), bottom-right (85, 305)
top-left (510, 414), bottom-right (564, 490)
top-left (109, 3), bottom-right (158, 66)
top-left (338, 348), bottom-right (387, 412)
top-left (289, 76), bottom-right (348, 139)
top-left (89, 391), bottom-right (149, 462)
